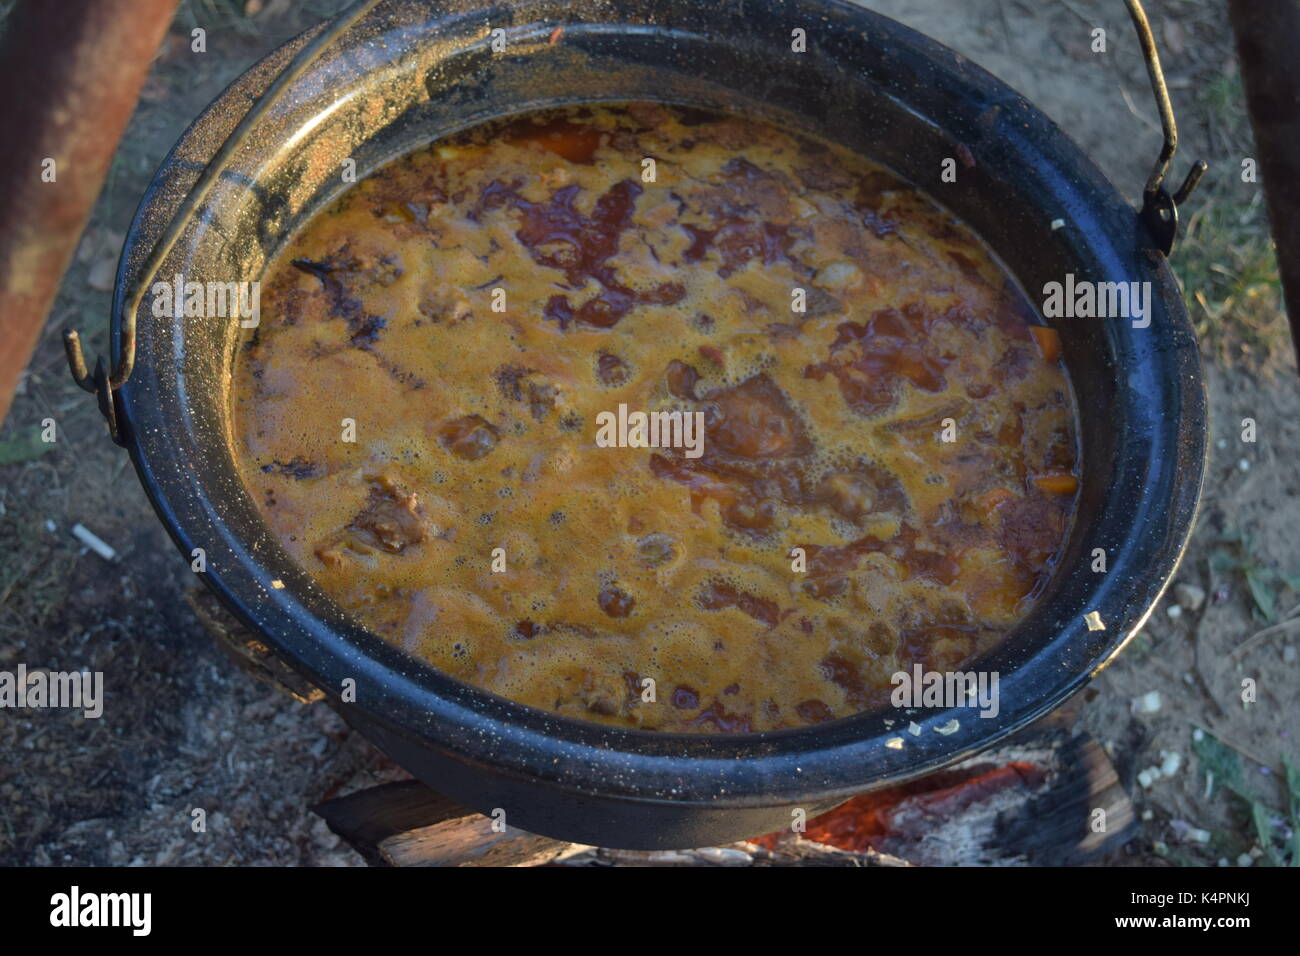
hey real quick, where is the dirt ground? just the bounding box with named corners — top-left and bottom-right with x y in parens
top-left (1, 0), bottom-right (1295, 866)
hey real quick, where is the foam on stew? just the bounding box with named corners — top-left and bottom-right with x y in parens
top-left (231, 103), bottom-right (1079, 733)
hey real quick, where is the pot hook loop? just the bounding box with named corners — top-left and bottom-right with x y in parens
top-left (1125, 0), bottom-right (1207, 255)
top-left (63, 328), bottom-right (125, 446)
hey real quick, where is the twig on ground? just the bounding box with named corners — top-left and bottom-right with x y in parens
top-left (1231, 603), bottom-right (1300, 658)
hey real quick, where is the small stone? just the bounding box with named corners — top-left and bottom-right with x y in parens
top-left (1174, 583), bottom-right (1206, 612)
top-left (1238, 458), bottom-right (1250, 472)
top-left (1237, 853), bottom-right (1254, 867)
top-left (1133, 691), bottom-right (1162, 714)
top-left (1160, 751), bottom-right (1182, 776)
top-left (88, 256), bottom-right (116, 292)
top-left (1284, 645), bottom-right (1296, 664)
top-left (1166, 604), bottom-right (1183, 619)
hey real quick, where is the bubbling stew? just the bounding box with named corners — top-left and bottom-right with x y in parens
top-left (231, 103), bottom-right (1079, 733)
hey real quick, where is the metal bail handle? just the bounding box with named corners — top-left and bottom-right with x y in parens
top-left (1125, 0), bottom-right (1208, 256)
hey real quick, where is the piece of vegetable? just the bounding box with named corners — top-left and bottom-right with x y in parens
top-left (1032, 473), bottom-right (1079, 496)
top-left (1029, 325), bottom-right (1061, 363)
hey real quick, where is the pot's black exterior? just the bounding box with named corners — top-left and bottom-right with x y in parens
top-left (111, 0), bottom-right (1206, 849)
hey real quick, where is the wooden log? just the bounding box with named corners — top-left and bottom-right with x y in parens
top-left (313, 780), bottom-right (581, 867)
top-left (748, 716), bottom-right (1135, 866)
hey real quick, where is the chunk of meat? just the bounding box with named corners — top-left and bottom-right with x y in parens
top-left (350, 477), bottom-right (426, 553)
top-left (315, 476), bottom-right (427, 566)
top-left (804, 306), bottom-right (952, 415)
top-left (705, 373), bottom-right (810, 459)
top-left (800, 522), bottom-right (960, 599)
top-left (438, 415), bottom-right (499, 460)
top-left (666, 359), bottom-right (700, 400)
top-left (815, 472), bottom-right (877, 522)
top-left (597, 352), bottom-right (631, 386)
top-left (699, 579), bottom-right (783, 628)
top-left (598, 584), bottom-right (636, 618)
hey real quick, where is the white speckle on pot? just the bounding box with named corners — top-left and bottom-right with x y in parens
top-left (885, 736), bottom-right (904, 750)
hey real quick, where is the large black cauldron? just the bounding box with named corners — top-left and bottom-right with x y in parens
top-left (100, 0), bottom-right (1205, 848)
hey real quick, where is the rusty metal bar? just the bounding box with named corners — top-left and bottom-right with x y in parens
top-left (0, 0), bottom-right (179, 426)
top-left (1228, 0), bottom-right (1300, 370)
